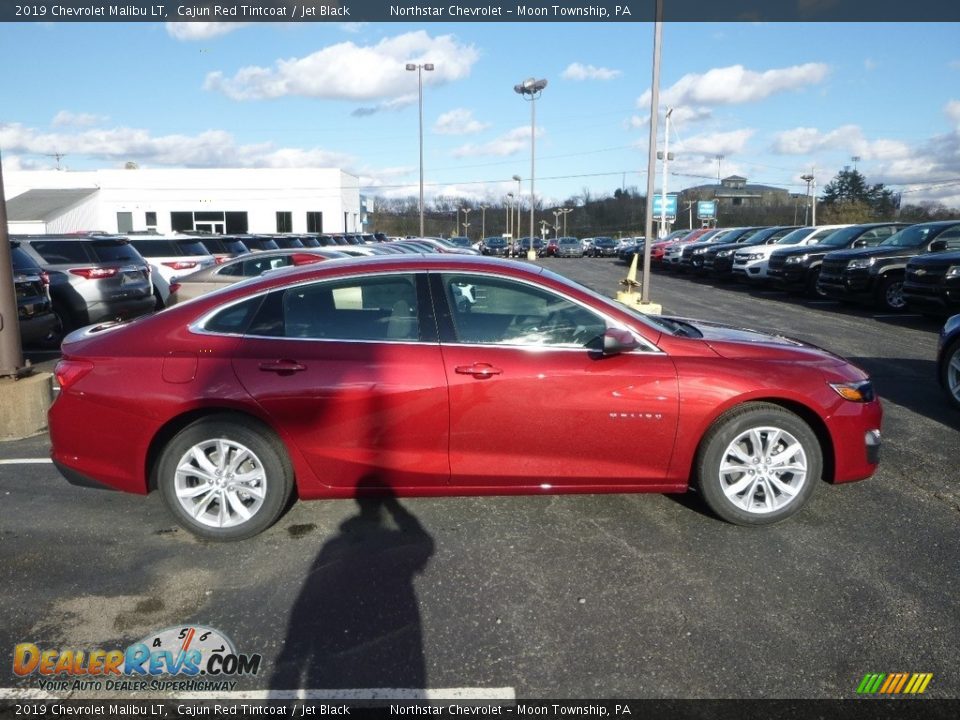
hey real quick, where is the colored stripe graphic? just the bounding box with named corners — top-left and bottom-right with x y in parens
top-left (857, 673), bottom-right (932, 694)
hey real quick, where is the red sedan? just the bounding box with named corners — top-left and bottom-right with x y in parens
top-left (50, 255), bottom-right (882, 540)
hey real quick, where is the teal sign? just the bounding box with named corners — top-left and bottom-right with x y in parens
top-left (697, 200), bottom-right (717, 219)
top-left (653, 194), bottom-right (678, 219)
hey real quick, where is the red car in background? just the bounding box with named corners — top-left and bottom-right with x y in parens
top-left (650, 228), bottom-right (713, 265)
top-left (50, 255), bottom-right (882, 540)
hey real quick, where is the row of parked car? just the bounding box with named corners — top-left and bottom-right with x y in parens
top-left (479, 235), bottom-right (643, 258)
top-left (627, 220), bottom-right (960, 314)
top-left (7, 231), bottom-right (479, 349)
top-left (618, 220), bottom-right (960, 411)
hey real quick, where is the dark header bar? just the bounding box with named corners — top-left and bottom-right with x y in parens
top-left (2, 0), bottom-right (959, 23)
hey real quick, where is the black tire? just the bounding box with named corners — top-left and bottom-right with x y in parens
top-left (940, 338), bottom-right (960, 412)
top-left (805, 267), bottom-right (826, 298)
top-left (153, 287), bottom-right (165, 311)
top-left (695, 403), bottom-right (822, 526)
top-left (157, 415), bottom-right (294, 541)
top-left (875, 274), bottom-right (906, 312)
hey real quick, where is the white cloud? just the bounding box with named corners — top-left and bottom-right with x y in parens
top-left (165, 22), bottom-right (249, 41)
top-left (204, 31), bottom-right (479, 102)
top-left (351, 94), bottom-right (417, 117)
top-left (451, 126), bottom-right (541, 158)
top-left (51, 111), bottom-right (108, 128)
top-left (675, 129), bottom-right (755, 156)
top-left (946, 100), bottom-right (960, 126)
top-left (0, 122), bottom-right (353, 170)
top-left (638, 63), bottom-right (829, 107)
top-left (771, 124), bottom-right (911, 161)
top-left (433, 109), bottom-right (490, 135)
top-left (340, 23), bottom-right (369, 33)
top-left (561, 63), bottom-right (621, 81)
top-left (628, 106), bottom-right (713, 129)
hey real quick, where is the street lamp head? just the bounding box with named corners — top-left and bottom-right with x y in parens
top-left (801, 174), bottom-right (814, 182)
top-left (514, 78), bottom-right (548, 96)
top-left (424, 63), bottom-right (434, 72)
top-left (405, 63), bottom-right (416, 71)
top-left (512, 174), bottom-right (521, 182)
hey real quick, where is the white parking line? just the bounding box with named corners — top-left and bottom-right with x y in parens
top-left (872, 314), bottom-right (922, 319)
top-left (0, 687), bottom-right (516, 701)
top-left (807, 301), bottom-right (839, 305)
top-left (0, 458), bottom-right (52, 465)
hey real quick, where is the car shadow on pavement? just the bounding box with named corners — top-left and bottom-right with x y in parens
top-left (848, 356), bottom-right (960, 430)
top-left (269, 478), bottom-right (435, 692)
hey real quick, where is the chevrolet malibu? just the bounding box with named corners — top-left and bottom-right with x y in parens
top-left (50, 256), bottom-right (882, 540)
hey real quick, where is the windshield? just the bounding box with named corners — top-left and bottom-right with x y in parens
top-left (818, 226), bottom-right (870, 247)
top-left (881, 224), bottom-right (954, 247)
top-left (775, 227), bottom-right (815, 245)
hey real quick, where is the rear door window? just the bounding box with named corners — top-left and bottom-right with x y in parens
top-left (90, 240), bottom-right (144, 263)
top-left (29, 241), bottom-right (93, 264)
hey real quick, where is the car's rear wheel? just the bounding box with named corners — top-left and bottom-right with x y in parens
top-left (941, 338), bottom-right (960, 411)
top-left (157, 415), bottom-right (294, 541)
top-left (695, 403), bottom-right (821, 525)
top-left (875, 274), bottom-right (906, 311)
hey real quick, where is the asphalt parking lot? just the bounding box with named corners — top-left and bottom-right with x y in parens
top-left (1, 258), bottom-right (958, 701)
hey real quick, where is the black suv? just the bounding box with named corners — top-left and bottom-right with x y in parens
top-left (481, 237), bottom-right (509, 256)
top-left (9, 241), bottom-right (58, 347)
top-left (13, 234), bottom-right (154, 338)
top-left (768, 223), bottom-right (907, 297)
top-left (588, 237), bottom-right (617, 257)
top-left (682, 227), bottom-right (759, 274)
top-left (703, 226), bottom-right (797, 279)
top-left (903, 248), bottom-right (960, 317)
top-left (817, 221), bottom-right (960, 311)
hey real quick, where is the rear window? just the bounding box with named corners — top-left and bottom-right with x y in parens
top-left (90, 240), bottom-right (144, 263)
top-left (131, 240), bottom-right (177, 257)
top-left (202, 238), bottom-right (249, 254)
top-left (176, 240), bottom-right (212, 256)
top-left (11, 246), bottom-right (41, 272)
top-left (29, 240), bottom-right (93, 264)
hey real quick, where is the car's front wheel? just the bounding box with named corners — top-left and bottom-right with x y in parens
top-left (695, 403), bottom-right (821, 525)
top-left (157, 415), bottom-right (294, 541)
top-left (940, 338), bottom-right (960, 411)
top-left (875, 274), bottom-right (906, 311)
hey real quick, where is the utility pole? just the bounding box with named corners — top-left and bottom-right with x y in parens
top-left (505, 193), bottom-right (514, 237)
top-left (0, 149), bottom-right (25, 378)
top-left (640, 0), bottom-right (663, 304)
top-left (560, 207), bottom-right (572, 236)
top-left (479, 204), bottom-right (488, 239)
top-left (715, 154), bottom-right (724, 184)
top-left (801, 172), bottom-right (816, 227)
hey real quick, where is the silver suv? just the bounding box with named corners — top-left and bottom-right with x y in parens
top-left (14, 234), bottom-right (154, 340)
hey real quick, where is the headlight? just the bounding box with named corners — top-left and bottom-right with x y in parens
top-left (829, 380), bottom-right (876, 403)
top-left (693, 248), bottom-right (708, 255)
top-left (945, 265), bottom-right (960, 279)
top-left (743, 253), bottom-right (764, 261)
top-left (847, 257), bottom-right (876, 270)
top-left (716, 249), bottom-right (734, 257)
top-left (785, 254), bottom-right (809, 264)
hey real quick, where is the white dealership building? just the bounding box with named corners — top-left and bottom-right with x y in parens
top-left (4, 167), bottom-right (362, 236)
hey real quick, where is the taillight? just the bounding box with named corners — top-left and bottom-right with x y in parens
top-left (215, 256), bottom-right (229, 265)
top-left (168, 281), bottom-right (181, 296)
top-left (291, 253), bottom-right (325, 266)
top-left (162, 261), bottom-right (199, 271)
top-left (54, 359), bottom-right (94, 390)
top-left (69, 267), bottom-right (118, 280)
top-left (39, 271), bottom-right (50, 287)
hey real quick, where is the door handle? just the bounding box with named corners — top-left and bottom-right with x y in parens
top-left (259, 360), bottom-right (306, 373)
top-left (454, 363), bottom-right (502, 379)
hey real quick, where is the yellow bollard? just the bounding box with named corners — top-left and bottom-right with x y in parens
top-left (615, 252), bottom-right (662, 314)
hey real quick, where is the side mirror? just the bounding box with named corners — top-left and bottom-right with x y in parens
top-left (929, 239), bottom-right (947, 252)
top-left (602, 328), bottom-right (639, 356)
top-left (852, 239), bottom-right (868, 248)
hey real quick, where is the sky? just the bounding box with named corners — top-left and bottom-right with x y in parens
top-left (2, 19), bottom-right (960, 210)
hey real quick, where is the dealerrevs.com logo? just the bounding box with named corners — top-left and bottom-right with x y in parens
top-left (13, 625), bottom-right (261, 693)
top-left (857, 673), bottom-right (934, 695)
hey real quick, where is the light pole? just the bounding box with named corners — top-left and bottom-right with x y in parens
top-left (512, 174), bottom-right (522, 250)
top-left (461, 207), bottom-right (471, 239)
top-left (479, 204), bottom-right (489, 239)
top-left (801, 173), bottom-right (816, 226)
top-left (0, 149), bottom-right (24, 378)
top-left (658, 106), bottom-right (674, 239)
top-left (505, 193), bottom-right (514, 237)
top-left (514, 78), bottom-right (547, 261)
top-left (560, 207), bottom-right (572, 236)
top-left (406, 62), bottom-right (434, 237)
top-left (553, 209), bottom-right (562, 237)
top-left (715, 154), bottom-right (724, 185)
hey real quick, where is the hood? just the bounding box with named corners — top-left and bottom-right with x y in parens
top-left (668, 316), bottom-right (851, 365)
top-left (824, 244), bottom-right (922, 261)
